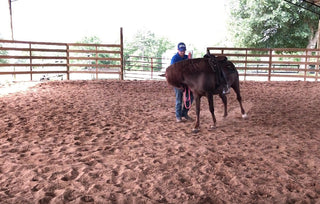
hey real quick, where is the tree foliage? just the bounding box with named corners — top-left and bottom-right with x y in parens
top-left (77, 36), bottom-right (116, 66)
top-left (124, 29), bottom-right (174, 58)
top-left (123, 29), bottom-right (174, 71)
top-left (78, 31), bottom-right (174, 59)
top-left (0, 47), bottom-right (8, 64)
top-left (78, 36), bottom-right (102, 45)
top-left (228, 0), bottom-right (319, 48)
top-left (0, 35), bottom-right (8, 63)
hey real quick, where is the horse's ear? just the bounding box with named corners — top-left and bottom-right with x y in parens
top-left (206, 50), bottom-right (210, 55)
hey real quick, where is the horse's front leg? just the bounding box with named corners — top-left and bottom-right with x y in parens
top-left (207, 93), bottom-right (217, 129)
top-left (192, 95), bottom-right (201, 133)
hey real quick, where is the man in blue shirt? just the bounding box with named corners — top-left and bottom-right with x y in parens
top-left (170, 42), bottom-right (193, 123)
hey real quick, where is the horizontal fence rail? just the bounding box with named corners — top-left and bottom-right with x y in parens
top-left (124, 55), bottom-right (170, 80)
top-left (1, 43), bottom-right (320, 82)
top-left (207, 47), bottom-right (320, 81)
top-left (0, 29), bottom-right (124, 81)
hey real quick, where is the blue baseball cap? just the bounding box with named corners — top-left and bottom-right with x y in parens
top-left (177, 42), bottom-right (186, 51)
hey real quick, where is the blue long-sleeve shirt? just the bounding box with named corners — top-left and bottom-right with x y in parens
top-left (170, 52), bottom-right (188, 65)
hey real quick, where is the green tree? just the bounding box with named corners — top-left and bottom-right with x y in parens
top-left (77, 36), bottom-right (116, 66)
top-left (0, 45), bottom-right (8, 64)
top-left (78, 36), bottom-right (102, 44)
top-left (228, 0), bottom-right (319, 48)
top-left (124, 29), bottom-right (174, 71)
top-left (125, 29), bottom-right (174, 57)
top-left (0, 35), bottom-right (8, 63)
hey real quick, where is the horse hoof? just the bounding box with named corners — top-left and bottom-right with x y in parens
top-left (209, 125), bottom-right (216, 130)
top-left (242, 114), bottom-right (248, 119)
top-left (192, 128), bottom-right (200, 133)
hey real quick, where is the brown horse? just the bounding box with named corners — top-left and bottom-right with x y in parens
top-left (165, 53), bottom-right (247, 133)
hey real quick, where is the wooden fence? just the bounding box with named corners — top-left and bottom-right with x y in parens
top-left (124, 55), bottom-right (170, 80)
top-left (207, 47), bottom-right (320, 81)
top-left (1, 40), bottom-right (320, 81)
top-left (0, 28), bottom-right (124, 81)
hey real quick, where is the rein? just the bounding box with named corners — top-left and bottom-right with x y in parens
top-left (183, 87), bottom-right (192, 109)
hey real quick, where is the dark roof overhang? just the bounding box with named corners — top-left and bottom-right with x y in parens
top-left (284, 0), bottom-right (320, 15)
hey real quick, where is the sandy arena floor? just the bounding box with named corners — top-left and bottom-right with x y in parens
top-left (0, 80), bottom-right (319, 203)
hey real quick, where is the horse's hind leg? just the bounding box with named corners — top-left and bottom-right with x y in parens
top-left (231, 83), bottom-right (247, 118)
top-left (207, 93), bottom-right (217, 129)
top-left (192, 94), bottom-right (201, 133)
top-left (219, 93), bottom-right (228, 117)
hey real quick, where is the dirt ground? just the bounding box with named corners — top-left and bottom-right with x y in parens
top-left (0, 80), bottom-right (319, 204)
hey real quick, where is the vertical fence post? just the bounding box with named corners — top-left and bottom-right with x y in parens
top-left (304, 50), bottom-right (308, 81)
top-left (268, 49), bottom-right (272, 82)
top-left (29, 43), bottom-right (33, 81)
top-left (316, 49), bottom-right (319, 82)
top-left (151, 58), bottom-right (153, 79)
top-left (95, 45), bottom-right (98, 80)
top-left (66, 44), bottom-right (70, 80)
top-left (120, 27), bottom-right (124, 80)
top-left (244, 49), bottom-right (247, 81)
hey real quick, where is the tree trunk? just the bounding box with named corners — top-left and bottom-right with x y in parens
top-left (308, 20), bottom-right (320, 49)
